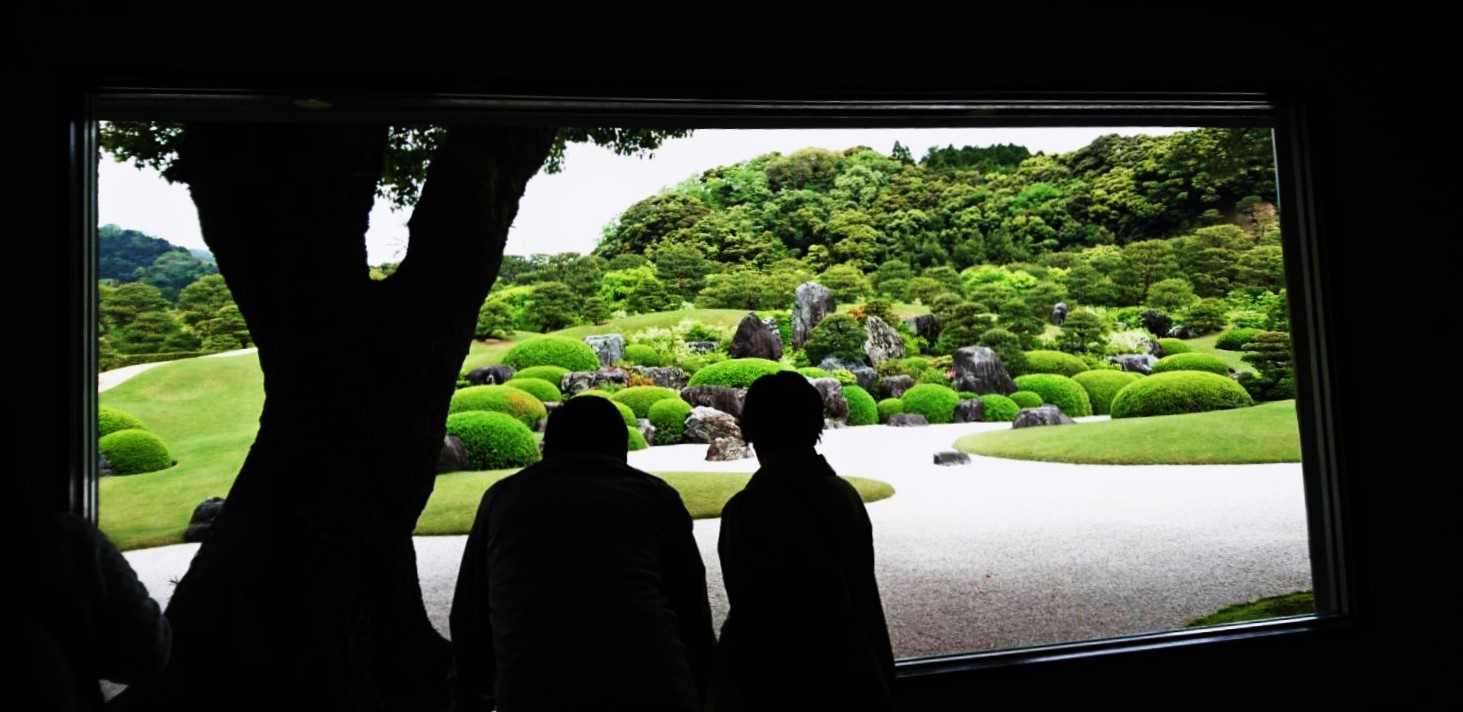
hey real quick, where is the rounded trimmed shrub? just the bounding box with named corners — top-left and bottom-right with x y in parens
top-left (610, 400), bottom-right (636, 427)
top-left (98, 429), bottom-right (172, 475)
top-left (900, 384), bottom-right (961, 424)
top-left (98, 405), bottom-right (148, 438)
top-left (611, 386), bottom-right (681, 418)
top-left (502, 336), bottom-right (599, 372)
top-left (1009, 390), bottom-right (1044, 409)
top-left (1072, 370), bottom-right (1143, 415)
top-left (503, 377), bottom-right (563, 404)
top-left (513, 365), bottom-right (570, 385)
top-left (797, 367), bottom-right (833, 379)
top-left (1156, 338), bottom-right (1191, 355)
top-left (1012, 374), bottom-right (1093, 417)
top-left (444, 411), bottom-right (541, 470)
top-left (686, 358), bottom-right (789, 388)
top-left (1215, 328), bottom-right (1263, 351)
top-left (627, 426), bottom-right (649, 451)
top-left (1110, 371), bottom-right (1253, 419)
top-left (449, 385), bottom-right (548, 428)
top-left (1022, 349), bottom-right (1090, 377)
top-left (842, 385), bottom-right (877, 426)
top-left (978, 394), bottom-right (1019, 422)
top-left (877, 398), bottom-right (904, 424)
top-left (623, 343), bottom-right (666, 367)
top-left (648, 398), bottom-right (692, 445)
top-left (957, 391), bottom-right (980, 400)
top-left (1152, 353), bottom-right (1231, 376)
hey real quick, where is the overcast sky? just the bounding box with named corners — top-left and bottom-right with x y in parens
top-left (99, 127), bottom-right (1186, 264)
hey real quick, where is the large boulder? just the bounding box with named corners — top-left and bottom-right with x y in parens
top-left (631, 366), bottom-right (690, 390)
top-left (436, 435), bottom-right (471, 474)
top-left (863, 316), bottom-right (905, 364)
top-left (1137, 338), bottom-right (1163, 357)
top-left (706, 436), bottom-right (753, 461)
top-left (1052, 302), bottom-right (1069, 326)
top-left (1140, 310), bottom-right (1172, 337)
top-left (728, 311), bottom-right (784, 360)
top-left (684, 406), bottom-right (743, 443)
top-left (98, 452), bottom-right (114, 477)
top-left (810, 378), bottom-right (850, 423)
top-left (817, 356), bottom-right (878, 391)
top-left (953, 399), bottom-right (986, 423)
top-left (183, 497), bottom-right (227, 543)
top-left (1110, 353), bottom-right (1159, 375)
top-left (952, 346), bottom-right (1016, 395)
top-left (636, 418), bottom-right (657, 446)
top-left (879, 374), bottom-right (914, 399)
top-left (791, 281), bottom-right (836, 349)
top-left (680, 386), bottom-right (746, 419)
top-left (467, 364), bottom-right (515, 385)
top-left (560, 368), bottom-right (630, 396)
top-left (905, 314), bottom-right (940, 345)
top-left (934, 451), bottom-right (972, 466)
top-left (686, 340), bottom-right (719, 355)
top-left (1012, 405), bottom-right (1078, 429)
top-left (887, 413), bottom-right (929, 427)
top-left (1168, 325), bottom-right (1201, 340)
top-left (584, 334), bottom-right (625, 368)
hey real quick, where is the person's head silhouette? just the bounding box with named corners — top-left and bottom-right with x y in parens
top-left (543, 395), bottom-right (629, 461)
top-left (740, 371), bottom-right (824, 456)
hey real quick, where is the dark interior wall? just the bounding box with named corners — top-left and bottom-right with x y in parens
top-left (16, 19), bottom-right (1449, 707)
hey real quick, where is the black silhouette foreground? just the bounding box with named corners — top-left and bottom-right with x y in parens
top-left (710, 371), bottom-right (897, 711)
top-left (450, 396), bottom-right (715, 712)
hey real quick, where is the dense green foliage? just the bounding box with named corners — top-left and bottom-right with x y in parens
top-left (1022, 350), bottom-right (1090, 377)
top-left (979, 394), bottom-right (1019, 422)
top-left (1156, 338), bottom-right (1191, 355)
top-left (1110, 371), bottom-right (1253, 418)
top-left (977, 328), bottom-right (1029, 377)
top-left (99, 225), bottom-right (217, 300)
top-left (804, 313), bottom-right (868, 365)
top-left (842, 385), bottom-right (878, 426)
top-left (98, 405), bottom-right (148, 438)
top-left (686, 358), bottom-right (789, 388)
top-left (622, 343), bottom-right (666, 366)
top-left (444, 412), bottom-right (542, 470)
top-left (797, 367), bottom-right (833, 379)
top-left (876, 398), bottom-right (904, 423)
top-left (627, 426), bottom-right (649, 451)
top-left (1236, 331), bottom-right (1295, 401)
top-left (501, 337), bottom-right (600, 372)
top-left (1151, 353), bottom-right (1232, 376)
top-left (611, 386), bottom-right (681, 418)
top-left (1071, 370), bottom-right (1143, 416)
top-left (448, 385), bottom-right (548, 428)
top-left (99, 429), bottom-right (173, 475)
top-left (1008, 391), bottom-right (1044, 409)
top-left (648, 398), bottom-right (693, 445)
top-left (503, 377), bottom-right (563, 404)
top-left (512, 365), bottom-right (570, 385)
top-left (1012, 374), bottom-right (1093, 417)
top-left (900, 384), bottom-right (961, 424)
top-left (1214, 328), bottom-right (1263, 351)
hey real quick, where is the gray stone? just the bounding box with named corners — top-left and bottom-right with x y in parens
top-left (953, 399), bottom-right (986, 423)
top-left (467, 364), bottom-right (515, 385)
top-left (953, 346), bottom-right (1016, 395)
top-left (98, 452), bottom-right (114, 477)
top-left (878, 374), bottom-right (915, 400)
top-left (887, 413), bottom-right (929, 427)
top-left (636, 418), bottom-right (657, 446)
top-left (183, 497), bottom-right (227, 543)
top-left (436, 435), bottom-right (471, 474)
top-left (934, 451), bottom-right (972, 466)
top-left (1138, 338), bottom-right (1163, 357)
top-left (863, 316), bottom-right (905, 364)
top-left (561, 368), bottom-right (629, 396)
top-left (584, 334), bottom-right (626, 368)
top-left (684, 406), bottom-right (743, 443)
top-left (728, 311), bottom-right (784, 360)
top-left (823, 418), bottom-right (846, 430)
top-left (1013, 405), bottom-right (1078, 429)
top-left (631, 366), bottom-right (690, 390)
top-left (810, 378), bottom-right (850, 423)
top-left (817, 356), bottom-right (878, 391)
top-left (686, 341), bottom-right (719, 354)
top-left (1168, 326), bottom-right (1200, 340)
top-left (680, 386), bottom-right (746, 419)
top-left (1140, 310), bottom-right (1172, 337)
top-left (905, 314), bottom-right (941, 346)
top-left (1052, 302), bottom-right (1069, 326)
top-left (706, 436), bottom-right (753, 461)
top-left (1109, 353), bottom-right (1159, 375)
top-left (791, 281), bottom-right (836, 349)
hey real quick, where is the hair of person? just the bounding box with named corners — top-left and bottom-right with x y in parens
top-left (740, 371), bottom-right (825, 451)
top-left (543, 395), bottom-right (629, 460)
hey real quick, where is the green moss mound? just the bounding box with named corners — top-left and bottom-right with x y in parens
top-left (1215, 328), bottom-right (1264, 351)
top-left (900, 384), bottom-right (961, 424)
top-left (1156, 338), bottom-right (1191, 355)
top-left (1110, 371), bottom-right (1254, 418)
top-left (444, 411), bottom-right (542, 470)
top-left (513, 365), bottom-right (570, 385)
top-left (611, 386), bottom-right (682, 418)
top-left (1152, 352), bottom-right (1231, 376)
top-left (502, 336), bottom-right (600, 372)
top-left (623, 343), bottom-right (666, 367)
top-left (99, 430), bottom-right (173, 475)
top-left (877, 398), bottom-right (904, 423)
top-left (98, 405), bottom-right (148, 438)
top-left (1072, 370), bottom-right (1143, 416)
top-left (797, 367), bottom-right (833, 379)
top-left (979, 394), bottom-right (1020, 422)
top-left (648, 398), bottom-right (692, 445)
top-left (1009, 390), bottom-right (1044, 409)
top-left (842, 385), bottom-right (878, 426)
top-left (449, 385), bottom-right (548, 428)
top-left (1012, 374), bottom-right (1093, 417)
top-left (503, 377), bottom-right (563, 404)
top-left (1022, 349), bottom-right (1091, 377)
top-left (1187, 591), bottom-right (1315, 627)
top-left (685, 358), bottom-right (789, 388)
top-left (627, 426), bottom-right (649, 451)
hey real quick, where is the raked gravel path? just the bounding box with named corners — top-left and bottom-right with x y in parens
top-left (123, 418), bottom-right (1311, 659)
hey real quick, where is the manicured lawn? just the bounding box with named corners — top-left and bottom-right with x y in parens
top-left (835, 302), bottom-right (931, 320)
top-left (548, 309), bottom-right (749, 339)
top-left (1186, 591), bottom-right (1314, 627)
top-left (955, 400), bottom-right (1301, 465)
top-left (1184, 331), bottom-right (1257, 374)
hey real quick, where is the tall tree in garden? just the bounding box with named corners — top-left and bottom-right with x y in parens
top-left (101, 122), bottom-right (686, 710)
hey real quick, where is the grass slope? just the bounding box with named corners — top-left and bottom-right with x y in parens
top-left (1186, 591), bottom-right (1315, 627)
top-left (1183, 331), bottom-right (1257, 374)
top-left (955, 400), bottom-right (1300, 465)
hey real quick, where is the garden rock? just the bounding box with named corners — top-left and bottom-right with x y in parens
top-left (953, 399), bottom-right (986, 423)
top-left (680, 385), bottom-right (746, 418)
top-left (934, 451), bottom-right (972, 466)
top-left (791, 281), bottom-right (836, 349)
top-left (584, 334), bottom-right (625, 368)
top-left (824, 418), bottom-right (845, 430)
top-left (729, 311), bottom-right (784, 360)
top-left (98, 452), bottom-right (115, 477)
top-left (467, 365), bottom-right (515, 385)
top-left (817, 355), bottom-right (878, 391)
top-left (1013, 405), bottom-right (1078, 429)
top-left (953, 346), bottom-right (1016, 395)
top-left (183, 497), bottom-right (226, 543)
top-left (684, 406), bottom-right (743, 443)
top-left (863, 316), bottom-right (905, 364)
top-left (1110, 353), bottom-right (1158, 374)
top-left (436, 435), bottom-right (471, 474)
top-left (561, 368), bottom-right (629, 395)
top-left (706, 436), bottom-right (752, 461)
top-left (879, 374), bottom-right (914, 399)
top-left (1138, 338), bottom-right (1163, 357)
top-left (811, 378), bottom-right (850, 423)
top-left (905, 314), bottom-right (940, 345)
top-left (636, 418), bottom-right (657, 446)
top-left (686, 340), bottom-right (718, 354)
top-left (1168, 325), bottom-right (1201, 340)
top-left (1052, 302), bottom-right (1069, 326)
top-left (888, 413), bottom-right (929, 427)
top-left (631, 366), bottom-right (689, 390)
top-left (1140, 310), bottom-right (1172, 337)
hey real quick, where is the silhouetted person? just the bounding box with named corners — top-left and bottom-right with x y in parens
top-left (709, 371), bottom-right (896, 711)
top-left (450, 396), bottom-right (715, 712)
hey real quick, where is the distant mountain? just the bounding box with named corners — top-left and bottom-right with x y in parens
top-left (189, 248), bottom-right (216, 263)
top-left (98, 224), bottom-right (217, 301)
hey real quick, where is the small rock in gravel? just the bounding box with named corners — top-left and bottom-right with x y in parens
top-left (934, 451), bottom-right (972, 466)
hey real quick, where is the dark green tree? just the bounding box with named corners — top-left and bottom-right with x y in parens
top-left (1056, 308), bottom-right (1108, 356)
top-left (100, 282), bottom-right (170, 330)
top-left (653, 242), bottom-right (714, 300)
top-left (473, 299), bottom-right (515, 339)
top-left (804, 313), bottom-right (867, 364)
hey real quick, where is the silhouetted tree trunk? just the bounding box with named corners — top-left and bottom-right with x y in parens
top-left (113, 122), bottom-right (557, 711)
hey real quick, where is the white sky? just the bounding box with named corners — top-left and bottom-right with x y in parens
top-left (99, 127), bottom-right (1185, 264)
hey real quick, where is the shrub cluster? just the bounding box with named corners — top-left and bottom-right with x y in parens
top-left (1011, 374), bottom-right (1093, 417)
top-left (1110, 371), bottom-right (1254, 418)
top-left (501, 337), bottom-right (600, 372)
top-left (444, 411), bottom-right (542, 470)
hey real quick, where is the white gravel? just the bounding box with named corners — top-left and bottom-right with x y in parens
top-left (125, 420), bottom-right (1311, 658)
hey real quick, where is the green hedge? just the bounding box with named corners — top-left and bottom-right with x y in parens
top-left (843, 385), bottom-right (878, 426)
top-left (979, 394), bottom-right (1019, 422)
top-left (1022, 350), bottom-right (1090, 377)
top-left (513, 365), bottom-right (570, 385)
top-left (648, 398), bottom-right (692, 445)
top-left (1110, 371), bottom-right (1254, 418)
top-left (99, 429), bottom-right (172, 475)
top-left (686, 358), bottom-right (789, 388)
top-left (102, 350), bottom-right (211, 371)
top-left (900, 384), bottom-right (961, 424)
top-left (449, 385), bottom-right (548, 428)
top-left (1071, 370), bottom-right (1144, 416)
top-left (503, 377), bottom-right (563, 404)
top-left (611, 386), bottom-right (682, 418)
top-left (797, 367), bottom-right (833, 379)
top-left (502, 336), bottom-right (600, 372)
top-left (1152, 353), bottom-right (1231, 376)
top-left (623, 343), bottom-right (666, 367)
top-left (1215, 328), bottom-right (1264, 351)
top-left (445, 411), bottom-right (542, 470)
top-left (877, 398), bottom-right (904, 424)
top-left (1156, 338), bottom-right (1191, 355)
top-left (627, 426), bottom-right (649, 451)
top-left (98, 405), bottom-right (148, 438)
top-left (1012, 374), bottom-right (1093, 417)
top-left (1009, 390), bottom-right (1044, 409)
